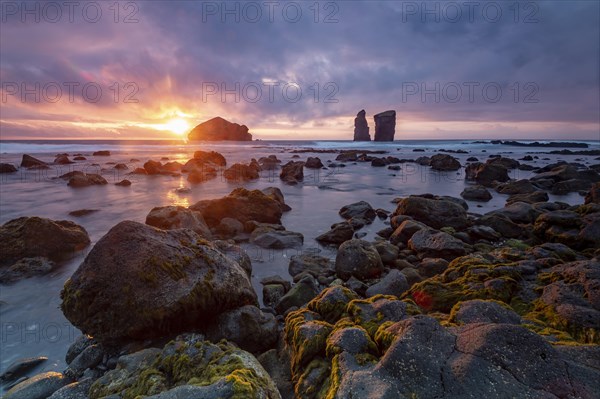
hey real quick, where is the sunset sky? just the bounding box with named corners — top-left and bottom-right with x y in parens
top-left (1, 1), bottom-right (599, 140)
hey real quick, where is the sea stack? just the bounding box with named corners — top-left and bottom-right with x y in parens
top-left (374, 110), bottom-right (396, 142)
top-left (188, 117), bottom-right (252, 141)
top-left (353, 110), bottom-right (371, 141)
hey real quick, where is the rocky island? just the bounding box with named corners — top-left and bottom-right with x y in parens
top-left (353, 110), bottom-right (396, 142)
top-left (188, 117), bottom-right (252, 141)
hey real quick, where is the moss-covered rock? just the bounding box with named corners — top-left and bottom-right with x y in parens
top-left (406, 254), bottom-right (523, 313)
top-left (89, 334), bottom-right (280, 399)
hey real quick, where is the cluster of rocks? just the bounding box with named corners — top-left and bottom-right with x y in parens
top-left (3, 154), bottom-right (600, 398)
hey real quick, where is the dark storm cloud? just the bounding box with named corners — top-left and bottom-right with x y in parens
top-left (0, 0), bottom-right (598, 137)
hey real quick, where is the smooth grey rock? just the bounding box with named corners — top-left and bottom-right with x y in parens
top-left (335, 239), bottom-right (384, 281)
top-left (4, 372), bottom-right (66, 399)
top-left (365, 269), bottom-right (409, 297)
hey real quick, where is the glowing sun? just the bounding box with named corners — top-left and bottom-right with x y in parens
top-left (164, 118), bottom-right (190, 136)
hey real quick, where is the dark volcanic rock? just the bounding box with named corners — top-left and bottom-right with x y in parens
top-left (0, 163), bottom-right (18, 173)
top-left (250, 227), bottom-right (304, 249)
top-left (335, 239), bottom-right (384, 280)
top-left (0, 217), bottom-right (90, 267)
top-left (339, 201), bottom-right (376, 223)
top-left (92, 151), bottom-right (110, 156)
top-left (143, 160), bottom-right (163, 175)
top-left (506, 190), bottom-right (549, 205)
top-left (316, 221), bottom-right (354, 245)
top-left (115, 179), bottom-right (131, 186)
top-left (586, 182), bottom-right (600, 204)
top-left (408, 229), bottom-right (467, 261)
top-left (0, 257), bottom-right (56, 284)
top-left (461, 185), bottom-right (492, 202)
top-left (67, 174), bottom-right (108, 187)
top-left (204, 305), bottom-right (278, 353)
top-left (0, 357), bottom-right (48, 384)
top-left (393, 196), bottom-right (469, 230)
top-left (430, 154), bottom-right (461, 171)
top-left (54, 155), bottom-right (73, 165)
top-left (365, 269), bottom-right (409, 297)
top-left (495, 179), bottom-right (537, 195)
top-left (20, 154), bottom-right (47, 168)
top-left (353, 109), bottom-right (371, 141)
top-left (68, 209), bottom-right (98, 217)
top-left (466, 162), bottom-right (510, 187)
top-left (450, 299), bottom-right (521, 325)
top-left (305, 157), bottom-right (324, 169)
top-left (373, 110), bottom-right (396, 142)
top-left (280, 161), bottom-right (305, 184)
top-left (3, 371), bottom-right (67, 399)
top-left (223, 163), bottom-right (259, 181)
top-left (188, 116), bottom-right (252, 141)
top-left (190, 150), bottom-right (227, 167)
top-left (61, 221), bottom-right (257, 344)
top-left (145, 206), bottom-right (212, 238)
top-left (289, 254), bottom-right (334, 278)
top-left (190, 188), bottom-right (283, 227)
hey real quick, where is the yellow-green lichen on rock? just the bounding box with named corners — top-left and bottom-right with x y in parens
top-left (89, 335), bottom-right (280, 399)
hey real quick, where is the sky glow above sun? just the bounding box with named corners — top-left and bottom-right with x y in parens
top-left (0, 1), bottom-right (598, 140)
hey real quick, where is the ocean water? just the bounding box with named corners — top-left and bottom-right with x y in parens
top-left (0, 139), bottom-right (598, 380)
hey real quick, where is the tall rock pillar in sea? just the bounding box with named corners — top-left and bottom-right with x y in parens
top-left (353, 109), bottom-right (371, 141)
top-left (374, 110), bottom-right (396, 141)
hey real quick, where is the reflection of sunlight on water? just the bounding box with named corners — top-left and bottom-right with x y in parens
top-left (167, 190), bottom-right (190, 207)
top-left (166, 177), bottom-right (190, 207)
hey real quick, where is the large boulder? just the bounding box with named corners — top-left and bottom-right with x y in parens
top-left (393, 196), bottom-right (469, 230)
top-left (280, 161), bottom-right (305, 184)
top-left (190, 188), bottom-right (283, 227)
top-left (145, 206), bottom-right (212, 239)
top-left (188, 117), bottom-right (252, 141)
top-left (466, 162), bottom-right (510, 187)
top-left (353, 109), bottom-right (371, 141)
top-left (373, 110), bottom-right (396, 141)
top-left (61, 221), bottom-right (257, 344)
top-left (335, 239), bottom-right (384, 280)
top-left (430, 154), bottom-right (461, 171)
top-left (0, 217), bottom-right (90, 267)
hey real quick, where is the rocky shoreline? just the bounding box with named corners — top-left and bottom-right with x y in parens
top-left (1, 147), bottom-right (599, 398)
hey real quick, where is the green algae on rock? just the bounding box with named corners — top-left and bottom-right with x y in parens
top-left (89, 334), bottom-right (280, 399)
